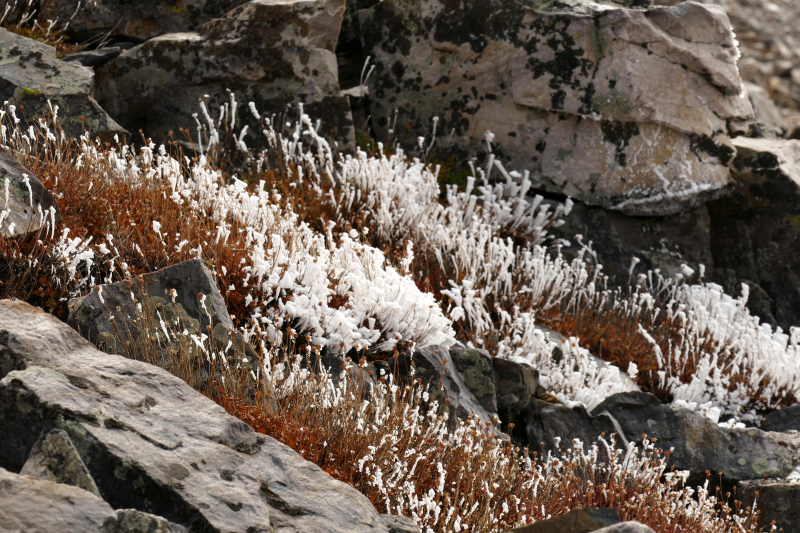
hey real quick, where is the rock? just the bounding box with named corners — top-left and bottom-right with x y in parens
top-left (761, 403), bottom-right (800, 433)
top-left (0, 28), bottom-right (129, 142)
top-left (449, 343), bottom-right (498, 415)
top-left (19, 429), bottom-right (100, 497)
top-left (63, 47), bottom-right (122, 68)
top-left (524, 399), bottom-right (628, 458)
top-left (0, 299), bottom-right (412, 532)
top-left (44, 0), bottom-right (251, 42)
top-left (113, 509), bottom-right (188, 533)
top-left (379, 514), bottom-right (420, 533)
top-left (505, 507), bottom-right (619, 533)
top-left (592, 391), bottom-right (800, 482)
top-left (0, 466), bottom-right (119, 532)
top-left (0, 147), bottom-right (61, 238)
top-left (707, 137), bottom-right (800, 331)
top-left (552, 199), bottom-right (714, 288)
top-left (737, 479), bottom-right (800, 533)
top-left (357, 0), bottom-right (752, 216)
top-left (744, 81), bottom-right (787, 138)
top-left (94, 0), bottom-right (353, 149)
top-left (492, 356), bottom-right (539, 429)
top-left (593, 524), bottom-right (655, 533)
top-left (374, 344), bottom-right (498, 427)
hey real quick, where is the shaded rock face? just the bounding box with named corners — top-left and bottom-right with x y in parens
top-left (506, 507), bottom-right (620, 533)
top-left (593, 392), bottom-right (800, 482)
top-left (524, 398), bottom-right (628, 457)
top-left (0, 28), bottom-right (128, 142)
top-left (94, 0), bottom-right (353, 149)
top-left (707, 137), bottom-right (800, 330)
top-left (45, 0), bottom-right (251, 42)
top-left (20, 429), bottom-right (101, 497)
top-left (761, 403), bottom-right (800, 433)
top-left (737, 479), bottom-right (800, 533)
top-left (357, 0), bottom-right (752, 216)
top-left (492, 356), bottom-right (539, 431)
top-left (0, 300), bottom-right (413, 533)
top-left (449, 344), bottom-right (498, 415)
top-left (0, 148), bottom-right (61, 238)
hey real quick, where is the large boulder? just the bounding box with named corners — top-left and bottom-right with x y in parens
top-left (707, 137), bottom-right (800, 330)
top-left (0, 28), bottom-right (128, 142)
top-left (357, 0), bottom-right (753, 216)
top-left (0, 299), bottom-right (415, 533)
top-left (44, 0), bottom-right (251, 42)
top-left (592, 391), bottom-right (800, 482)
top-left (0, 148), bottom-right (61, 238)
top-left (94, 0), bottom-right (353, 149)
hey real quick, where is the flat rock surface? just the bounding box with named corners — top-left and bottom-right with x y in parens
top-left (0, 300), bottom-right (410, 533)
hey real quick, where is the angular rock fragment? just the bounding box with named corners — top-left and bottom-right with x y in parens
top-left (357, 0), bottom-right (753, 216)
top-left (45, 0), bottom-right (251, 42)
top-left (737, 479), bottom-right (800, 533)
top-left (0, 148), bottom-right (60, 238)
top-left (761, 403), bottom-right (800, 433)
top-left (708, 137), bottom-right (800, 330)
top-left (0, 300), bottom-right (412, 533)
top-left (0, 28), bottom-right (128, 142)
top-left (592, 391), bottom-right (800, 482)
top-left (113, 509), bottom-right (189, 533)
top-left (95, 0), bottom-right (353, 149)
top-left (450, 343), bottom-right (498, 415)
top-left (505, 507), bottom-right (619, 533)
top-left (492, 356), bottom-right (539, 429)
top-left (20, 429), bottom-right (100, 496)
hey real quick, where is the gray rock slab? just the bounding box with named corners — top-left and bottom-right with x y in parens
top-left (0, 300), bottom-right (411, 533)
top-left (737, 479), bottom-right (800, 533)
top-left (357, 0), bottom-right (752, 216)
top-left (505, 507), bottom-right (619, 533)
top-left (592, 391), bottom-right (800, 481)
top-left (63, 47), bottom-right (122, 68)
top-left (20, 428), bottom-right (100, 496)
top-left (761, 403), bottom-right (800, 433)
top-left (0, 147), bottom-right (61, 238)
top-left (94, 0), bottom-right (353, 149)
top-left (0, 28), bottom-right (128, 142)
top-left (707, 137), bottom-right (800, 331)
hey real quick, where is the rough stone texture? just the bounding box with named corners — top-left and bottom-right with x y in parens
top-left (0, 466), bottom-right (119, 532)
top-left (374, 345), bottom-right (498, 427)
top-left (0, 147), bottom-right (61, 239)
top-left (492, 356), bottom-right (539, 430)
top-left (357, 0), bottom-right (752, 216)
top-left (113, 509), bottom-right (189, 533)
top-left (761, 403), bottom-right (800, 433)
top-left (63, 47), bottom-right (122, 68)
top-left (524, 398), bottom-right (628, 457)
top-left (0, 300), bottom-right (412, 533)
top-left (593, 524), bottom-right (655, 533)
top-left (19, 429), bottom-right (100, 496)
top-left (737, 479), bottom-right (800, 533)
top-left (449, 343), bottom-right (498, 415)
top-left (744, 81), bottom-right (787, 138)
top-left (94, 0), bottom-right (353, 149)
top-left (379, 514), bottom-right (420, 533)
top-left (592, 391), bottom-right (800, 482)
top-left (707, 137), bottom-right (800, 330)
top-left (0, 28), bottom-right (128, 142)
top-left (45, 0), bottom-right (251, 42)
top-left (506, 507), bottom-right (619, 533)
top-left (552, 199), bottom-right (714, 288)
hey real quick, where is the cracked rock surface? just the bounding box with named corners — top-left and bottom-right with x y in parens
top-left (0, 300), bottom-right (412, 533)
top-left (357, 0), bottom-right (753, 216)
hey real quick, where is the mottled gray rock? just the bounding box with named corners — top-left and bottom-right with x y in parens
top-left (761, 403), bottom-right (800, 433)
top-left (374, 344), bottom-right (498, 427)
top-left (737, 479), bottom-right (800, 533)
top-left (20, 429), bottom-right (100, 496)
top-left (358, 0), bottom-right (752, 216)
top-left (506, 507), bottom-right (619, 533)
top-left (63, 47), bottom-right (122, 68)
top-left (592, 391), bottom-right (800, 481)
top-left (744, 81), bottom-right (787, 138)
top-left (708, 137), bottom-right (800, 331)
top-left (492, 356), bottom-right (539, 429)
top-left (44, 0), bottom-right (251, 42)
top-left (0, 28), bottom-right (128, 142)
top-left (0, 466), bottom-right (119, 533)
top-left (593, 523), bottom-right (655, 533)
top-left (0, 299), bottom-right (412, 533)
top-left (524, 398), bottom-right (628, 457)
top-left (449, 343), bottom-right (498, 415)
top-left (379, 513), bottom-right (420, 533)
top-left (95, 0), bottom-right (353, 149)
top-left (112, 509), bottom-right (188, 533)
top-left (0, 148), bottom-right (60, 238)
